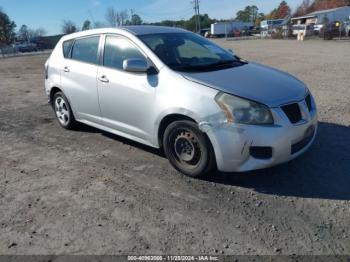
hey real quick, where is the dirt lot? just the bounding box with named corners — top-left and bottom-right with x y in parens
top-left (0, 39), bottom-right (349, 255)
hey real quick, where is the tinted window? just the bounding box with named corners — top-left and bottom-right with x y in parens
top-left (103, 35), bottom-right (146, 70)
top-left (63, 40), bottom-right (73, 58)
top-left (71, 36), bottom-right (100, 64)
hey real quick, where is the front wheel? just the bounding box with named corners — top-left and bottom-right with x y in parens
top-left (52, 91), bottom-right (77, 130)
top-left (163, 120), bottom-right (216, 178)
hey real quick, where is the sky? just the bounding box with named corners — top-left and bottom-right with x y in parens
top-left (0, 0), bottom-right (303, 35)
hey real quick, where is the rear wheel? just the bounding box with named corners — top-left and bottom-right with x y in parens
top-left (163, 120), bottom-right (216, 178)
top-left (53, 91), bottom-right (77, 129)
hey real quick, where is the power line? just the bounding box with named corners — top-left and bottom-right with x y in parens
top-left (136, 8), bottom-right (194, 21)
top-left (136, 4), bottom-right (193, 17)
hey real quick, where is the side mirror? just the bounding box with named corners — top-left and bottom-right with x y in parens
top-left (123, 58), bottom-right (149, 73)
top-left (228, 49), bottom-right (234, 54)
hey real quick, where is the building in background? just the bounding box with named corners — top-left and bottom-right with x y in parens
top-left (292, 6), bottom-right (350, 34)
top-left (260, 18), bottom-right (290, 37)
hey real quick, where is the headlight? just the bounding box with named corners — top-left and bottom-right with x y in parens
top-left (215, 92), bottom-right (274, 125)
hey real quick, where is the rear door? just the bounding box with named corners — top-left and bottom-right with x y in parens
top-left (61, 35), bottom-right (102, 124)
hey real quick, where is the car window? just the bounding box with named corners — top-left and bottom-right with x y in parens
top-left (140, 33), bottom-right (238, 71)
top-left (71, 36), bottom-right (100, 64)
top-left (62, 40), bottom-right (73, 58)
top-left (103, 35), bottom-right (146, 70)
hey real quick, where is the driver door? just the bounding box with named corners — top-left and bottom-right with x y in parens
top-left (97, 35), bottom-right (157, 144)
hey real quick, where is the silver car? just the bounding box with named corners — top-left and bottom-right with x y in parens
top-left (45, 26), bottom-right (318, 177)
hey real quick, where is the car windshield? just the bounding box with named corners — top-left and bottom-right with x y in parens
top-left (139, 32), bottom-right (246, 72)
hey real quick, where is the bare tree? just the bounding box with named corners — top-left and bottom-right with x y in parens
top-left (62, 20), bottom-right (77, 34)
top-left (18, 24), bottom-right (29, 41)
top-left (18, 25), bottom-right (46, 41)
top-left (106, 7), bottom-right (129, 27)
top-left (119, 10), bottom-right (129, 26)
top-left (94, 21), bottom-right (107, 29)
top-left (106, 7), bottom-right (118, 27)
top-left (34, 28), bottom-right (47, 37)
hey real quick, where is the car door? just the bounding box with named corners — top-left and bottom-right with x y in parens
top-left (61, 35), bottom-right (102, 124)
top-left (97, 34), bottom-right (158, 144)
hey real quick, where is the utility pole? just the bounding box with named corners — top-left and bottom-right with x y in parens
top-left (197, 0), bottom-right (201, 32)
top-left (192, 0), bottom-right (201, 33)
top-left (130, 9), bottom-right (134, 25)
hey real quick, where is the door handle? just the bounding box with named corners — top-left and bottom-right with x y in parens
top-left (63, 66), bottom-right (70, 73)
top-left (98, 75), bottom-right (109, 83)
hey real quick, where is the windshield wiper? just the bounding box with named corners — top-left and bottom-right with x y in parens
top-left (209, 59), bottom-right (247, 67)
top-left (193, 59), bottom-right (247, 70)
top-left (171, 59), bottom-right (247, 72)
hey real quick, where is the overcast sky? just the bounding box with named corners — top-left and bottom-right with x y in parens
top-left (0, 0), bottom-right (303, 35)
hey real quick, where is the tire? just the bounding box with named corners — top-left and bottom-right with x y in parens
top-left (52, 91), bottom-right (77, 130)
top-left (163, 120), bottom-right (216, 178)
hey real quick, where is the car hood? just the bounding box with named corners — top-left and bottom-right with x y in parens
top-left (182, 62), bottom-right (307, 107)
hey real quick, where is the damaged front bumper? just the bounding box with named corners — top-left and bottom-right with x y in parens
top-left (202, 107), bottom-right (318, 173)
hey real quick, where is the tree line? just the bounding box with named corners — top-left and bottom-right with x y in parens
top-left (0, 8), bottom-right (47, 45)
top-left (62, 8), bottom-right (145, 34)
top-left (1, 0), bottom-right (350, 44)
top-left (61, 7), bottom-right (216, 34)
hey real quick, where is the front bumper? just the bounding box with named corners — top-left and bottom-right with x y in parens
top-left (205, 104), bottom-right (318, 173)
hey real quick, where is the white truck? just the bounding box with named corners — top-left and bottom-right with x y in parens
top-left (211, 22), bottom-right (253, 37)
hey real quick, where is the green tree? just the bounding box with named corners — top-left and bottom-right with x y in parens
top-left (184, 14), bottom-right (214, 31)
top-left (82, 20), bottom-right (92, 31)
top-left (255, 13), bottom-right (266, 26)
top-left (235, 5), bottom-right (259, 23)
top-left (145, 13), bottom-right (216, 32)
top-left (0, 9), bottom-right (16, 44)
top-left (130, 14), bottom-right (142, 25)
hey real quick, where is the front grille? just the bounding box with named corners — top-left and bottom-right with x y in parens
top-left (305, 94), bottom-right (312, 112)
top-left (281, 103), bottom-right (302, 124)
top-left (291, 126), bottom-right (315, 154)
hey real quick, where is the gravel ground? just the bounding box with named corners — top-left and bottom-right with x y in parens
top-left (0, 39), bottom-right (349, 255)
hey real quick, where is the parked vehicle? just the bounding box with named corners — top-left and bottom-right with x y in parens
top-left (313, 24), bottom-right (324, 33)
top-left (292, 24), bottom-right (314, 36)
top-left (17, 42), bottom-right (38, 53)
top-left (198, 28), bottom-right (210, 37)
top-left (45, 26), bottom-right (318, 177)
top-left (320, 21), bottom-right (347, 39)
top-left (211, 22), bottom-right (253, 37)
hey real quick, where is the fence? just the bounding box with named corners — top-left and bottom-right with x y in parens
top-left (0, 46), bottom-right (18, 58)
top-left (0, 46), bottom-right (51, 58)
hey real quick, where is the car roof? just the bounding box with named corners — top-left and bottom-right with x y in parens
top-left (120, 25), bottom-right (188, 35)
top-left (61, 26), bottom-right (189, 41)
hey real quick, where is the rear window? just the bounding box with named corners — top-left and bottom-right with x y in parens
top-left (62, 40), bottom-right (73, 58)
top-left (71, 36), bottom-right (100, 65)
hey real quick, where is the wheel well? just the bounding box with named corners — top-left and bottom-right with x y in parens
top-left (158, 114), bottom-right (196, 149)
top-left (50, 87), bottom-right (62, 106)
